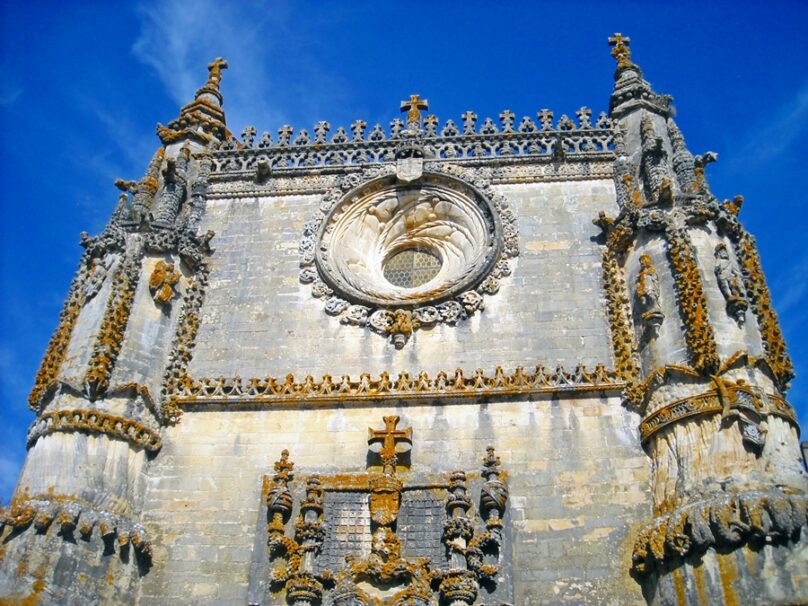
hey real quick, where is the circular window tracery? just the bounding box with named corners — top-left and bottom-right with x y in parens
top-left (383, 248), bottom-right (442, 288)
top-left (299, 164), bottom-right (519, 347)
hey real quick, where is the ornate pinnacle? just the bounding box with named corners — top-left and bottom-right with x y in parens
top-left (608, 33), bottom-right (633, 70)
top-left (273, 449), bottom-right (294, 482)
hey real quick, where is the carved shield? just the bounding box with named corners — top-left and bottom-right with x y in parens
top-left (369, 487), bottom-right (401, 526)
top-left (395, 157), bottom-right (423, 183)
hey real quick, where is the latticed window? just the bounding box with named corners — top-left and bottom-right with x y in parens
top-left (383, 248), bottom-right (442, 288)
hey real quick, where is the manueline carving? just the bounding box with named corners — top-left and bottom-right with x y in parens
top-left (149, 259), bottom-right (181, 305)
top-left (713, 242), bottom-right (748, 324)
top-left (737, 234), bottom-right (794, 389)
top-left (85, 255), bottom-right (141, 399)
top-left (27, 408), bottom-right (162, 452)
top-left (664, 226), bottom-right (719, 374)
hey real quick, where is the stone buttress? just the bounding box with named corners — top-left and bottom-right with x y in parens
top-left (596, 34), bottom-right (807, 606)
top-left (0, 60), bottom-right (226, 603)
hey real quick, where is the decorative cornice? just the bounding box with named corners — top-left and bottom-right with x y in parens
top-left (209, 109), bottom-right (615, 177)
top-left (632, 489), bottom-right (808, 576)
top-left (169, 364), bottom-right (622, 409)
top-left (27, 408), bottom-right (162, 452)
top-left (640, 387), bottom-right (797, 443)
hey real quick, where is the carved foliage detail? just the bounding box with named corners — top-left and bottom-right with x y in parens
top-left (664, 227), bottom-right (719, 374)
top-left (85, 255), bottom-right (141, 399)
top-left (737, 235), bottom-right (794, 388)
top-left (632, 490), bottom-right (807, 576)
top-left (27, 408), bottom-right (162, 452)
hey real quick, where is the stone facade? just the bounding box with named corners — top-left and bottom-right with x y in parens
top-left (1, 37), bottom-right (805, 605)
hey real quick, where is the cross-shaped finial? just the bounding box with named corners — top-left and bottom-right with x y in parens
top-left (207, 57), bottom-right (229, 90)
top-left (401, 94), bottom-right (429, 126)
top-left (368, 416), bottom-right (412, 475)
top-left (608, 33), bottom-right (633, 69)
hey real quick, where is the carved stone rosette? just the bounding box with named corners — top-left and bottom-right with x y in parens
top-left (299, 163), bottom-right (518, 348)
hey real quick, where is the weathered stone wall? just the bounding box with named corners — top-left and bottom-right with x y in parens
top-left (188, 179), bottom-right (616, 379)
top-left (138, 397), bottom-right (650, 605)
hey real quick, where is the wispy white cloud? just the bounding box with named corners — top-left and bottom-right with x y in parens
top-left (132, 0), bottom-right (289, 136)
top-left (733, 82), bottom-right (808, 163)
top-left (131, 0), bottom-right (352, 139)
top-left (773, 253), bottom-right (808, 319)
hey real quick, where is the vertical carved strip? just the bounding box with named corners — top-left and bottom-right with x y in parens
top-left (737, 234), bottom-right (794, 387)
top-left (84, 254), bottom-right (141, 398)
top-left (28, 257), bottom-right (88, 410)
top-left (602, 228), bottom-right (642, 405)
top-left (160, 261), bottom-right (209, 424)
top-left (664, 227), bottom-right (719, 374)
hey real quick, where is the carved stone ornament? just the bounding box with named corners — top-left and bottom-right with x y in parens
top-left (149, 259), bottom-right (181, 304)
top-left (635, 253), bottom-right (664, 335)
top-left (300, 164), bottom-right (518, 347)
top-left (714, 242), bottom-right (748, 324)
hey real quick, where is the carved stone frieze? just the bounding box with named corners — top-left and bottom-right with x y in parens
top-left (1, 490), bottom-right (153, 564)
top-left (299, 164), bottom-right (519, 347)
top-left (632, 489), bottom-right (807, 576)
top-left (26, 408), bottom-right (162, 453)
top-left (168, 363), bottom-right (620, 409)
top-left (639, 386), bottom-right (797, 444)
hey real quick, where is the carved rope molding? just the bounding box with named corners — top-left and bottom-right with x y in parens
top-left (84, 254), bottom-right (142, 398)
top-left (639, 387), bottom-right (797, 443)
top-left (736, 234), bottom-right (794, 388)
top-left (601, 226), bottom-right (642, 405)
top-left (1, 491), bottom-right (152, 562)
top-left (631, 489), bottom-right (808, 576)
top-left (169, 364), bottom-right (622, 408)
top-left (27, 408), bottom-right (162, 452)
top-left (664, 225), bottom-right (720, 375)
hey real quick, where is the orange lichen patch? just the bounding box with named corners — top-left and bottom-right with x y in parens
top-left (738, 235), bottom-right (794, 388)
top-left (716, 552), bottom-right (740, 606)
top-left (319, 474), bottom-right (371, 491)
top-left (693, 562), bottom-right (708, 606)
top-left (672, 568), bottom-right (687, 606)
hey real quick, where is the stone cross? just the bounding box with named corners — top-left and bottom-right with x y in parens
top-left (499, 109), bottom-right (515, 133)
top-left (207, 57), bottom-right (229, 89)
top-left (608, 33), bottom-right (632, 69)
top-left (401, 94), bottom-right (429, 127)
top-left (350, 119), bottom-right (367, 140)
top-left (278, 125), bottom-right (293, 146)
top-left (368, 416), bottom-right (412, 474)
top-left (241, 126), bottom-right (256, 148)
top-left (424, 114), bottom-right (439, 137)
top-left (461, 110), bottom-right (477, 135)
top-left (537, 109), bottom-right (554, 131)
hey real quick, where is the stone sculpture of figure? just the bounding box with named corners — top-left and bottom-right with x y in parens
top-left (149, 260), bottom-right (181, 304)
top-left (714, 243), bottom-right (748, 323)
top-left (83, 257), bottom-right (109, 301)
top-left (640, 115), bottom-right (673, 203)
top-left (636, 254), bottom-right (664, 333)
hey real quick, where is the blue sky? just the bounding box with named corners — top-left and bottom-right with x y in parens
top-left (1, 1), bottom-right (806, 504)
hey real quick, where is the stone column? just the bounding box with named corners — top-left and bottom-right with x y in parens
top-left (598, 34), bottom-right (807, 606)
